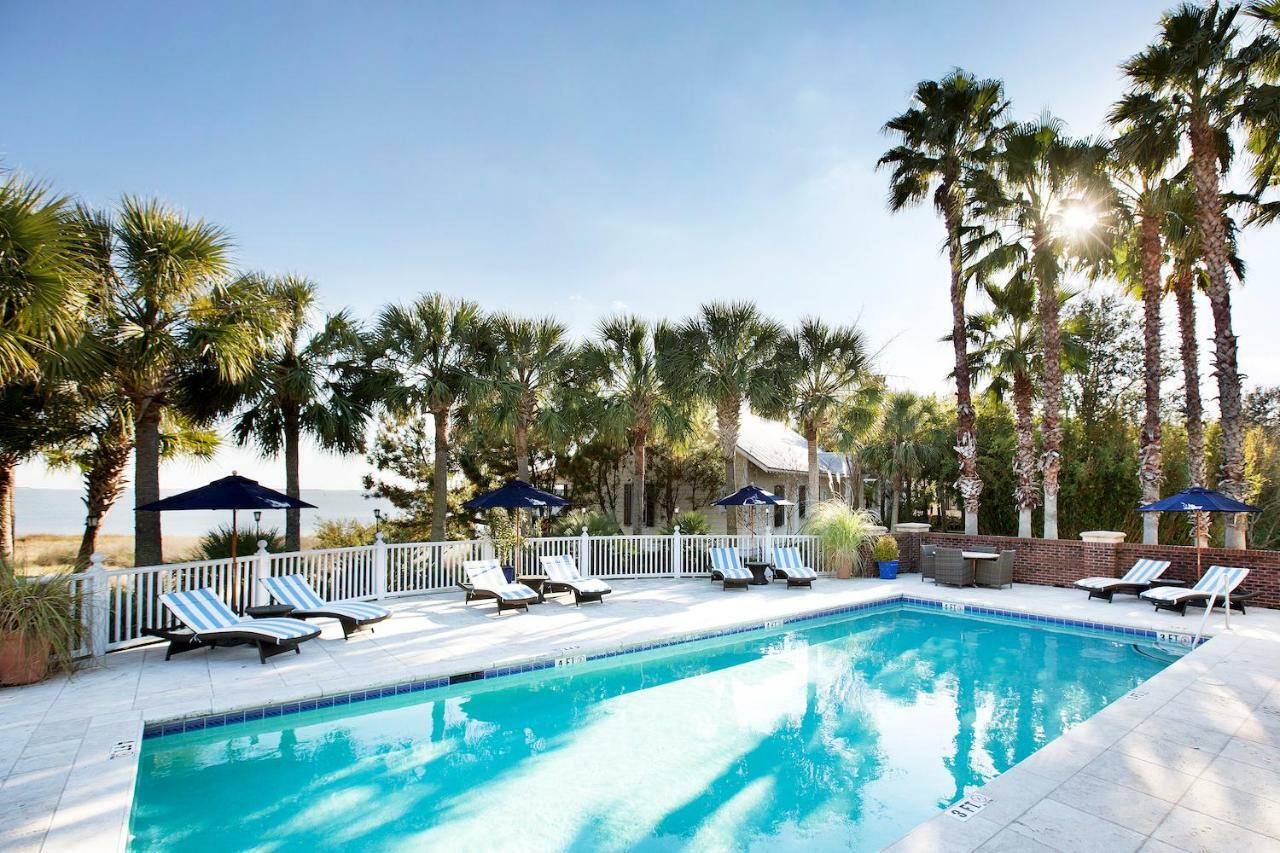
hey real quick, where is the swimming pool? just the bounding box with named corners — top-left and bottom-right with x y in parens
top-left (129, 604), bottom-right (1168, 851)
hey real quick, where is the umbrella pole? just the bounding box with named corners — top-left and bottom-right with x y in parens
top-left (231, 508), bottom-right (240, 614)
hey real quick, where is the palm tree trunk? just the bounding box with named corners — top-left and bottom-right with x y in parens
top-left (431, 406), bottom-right (450, 541)
top-left (850, 454), bottom-right (865, 509)
top-left (284, 403), bottom-right (302, 552)
top-left (631, 436), bottom-right (647, 535)
top-left (133, 399), bottom-right (163, 566)
top-left (515, 420), bottom-right (530, 482)
top-left (717, 398), bottom-right (741, 535)
top-left (945, 195), bottom-right (982, 534)
top-left (1035, 233), bottom-right (1064, 540)
top-left (1138, 212), bottom-right (1164, 545)
top-left (1013, 371), bottom-right (1038, 539)
top-left (0, 453), bottom-right (15, 566)
top-left (805, 423), bottom-right (820, 508)
top-left (1191, 116), bottom-right (1246, 548)
top-left (1175, 270), bottom-right (1208, 547)
top-left (889, 473), bottom-right (901, 531)
top-left (75, 423), bottom-right (132, 570)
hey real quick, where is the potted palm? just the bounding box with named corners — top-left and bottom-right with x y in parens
top-left (0, 571), bottom-right (82, 686)
top-left (873, 536), bottom-right (900, 579)
top-left (802, 500), bottom-right (875, 579)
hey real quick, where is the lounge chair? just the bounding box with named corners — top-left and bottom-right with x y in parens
top-left (976, 549), bottom-right (1015, 589)
top-left (150, 587), bottom-right (321, 664)
top-left (1075, 558), bottom-right (1171, 603)
top-left (538, 555), bottom-right (612, 605)
top-left (709, 546), bottom-right (752, 590)
top-left (771, 546), bottom-right (818, 588)
top-left (260, 574), bottom-right (391, 639)
top-left (933, 547), bottom-right (973, 587)
top-left (461, 559), bottom-right (540, 613)
top-left (1141, 565), bottom-right (1250, 617)
top-left (920, 544), bottom-right (937, 582)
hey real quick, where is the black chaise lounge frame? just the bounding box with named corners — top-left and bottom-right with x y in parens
top-left (286, 607), bottom-right (390, 640)
top-left (771, 567), bottom-right (815, 589)
top-left (142, 623), bottom-right (320, 664)
top-left (709, 570), bottom-right (750, 590)
top-left (457, 582), bottom-right (538, 613)
top-left (1152, 587), bottom-right (1256, 617)
top-left (544, 579), bottom-right (611, 605)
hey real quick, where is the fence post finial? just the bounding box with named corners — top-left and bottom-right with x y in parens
top-left (86, 553), bottom-right (109, 658)
top-left (373, 532), bottom-right (388, 600)
top-left (579, 526), bottom-right (590, 577)
top-left (253, 540), bottom-right (270, 607)
top-left (672, 525), bottom-right (682, 578)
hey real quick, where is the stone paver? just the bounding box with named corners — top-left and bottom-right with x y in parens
top-left (1, 575), bottom-right (1278, 851)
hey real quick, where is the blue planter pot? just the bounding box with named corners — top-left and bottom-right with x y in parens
top-left (877, 560), bottom-right (899, 580)
top-left (502, 565), bottom-right (516, 583)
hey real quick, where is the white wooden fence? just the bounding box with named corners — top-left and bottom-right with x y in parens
top-left (63, 529), bottom-right (822, 656)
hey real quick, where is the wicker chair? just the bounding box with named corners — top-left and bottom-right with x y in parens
top-left (976, 550), bottom-right (1015, 589)
top-left (920, 544), bottom-right (937, 583)
top-left (934, 547), bottom-right (973, 587)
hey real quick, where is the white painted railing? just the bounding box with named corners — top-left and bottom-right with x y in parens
top-left (66, 529), bottom-right (822, 656)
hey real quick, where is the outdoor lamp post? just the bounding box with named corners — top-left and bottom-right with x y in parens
top-left (373, 508), bottom-right (382, 535)
top-left (253, 510), bottom-right (262, 539)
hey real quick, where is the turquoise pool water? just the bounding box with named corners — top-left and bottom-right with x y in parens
top-left (129, 606), bottom-right (1167, 852)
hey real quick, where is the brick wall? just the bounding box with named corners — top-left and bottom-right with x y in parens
top-left (890, 530), bottom-right (1280, 610)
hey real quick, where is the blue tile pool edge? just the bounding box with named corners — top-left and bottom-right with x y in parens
top-left (140, 594), bottom-right (1202, 740)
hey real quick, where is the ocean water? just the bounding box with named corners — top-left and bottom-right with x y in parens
top-left (14, 487), bottom-right (377, 537)
top-left (129, 607), bottom-right (1167, 852)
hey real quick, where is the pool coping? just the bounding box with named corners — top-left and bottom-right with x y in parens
top-left (14, 579), bottom-right (1268, 853)
top-left (138, 593), bottom-right (1195, 740)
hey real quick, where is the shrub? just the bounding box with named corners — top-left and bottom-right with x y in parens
top-left (802, 501), bottom-right (876, 576)
top-left (314, 518), bottom-right (378, 549)
top-left (0, 568), bottom-right (82, 678)
top-left (872, 535), bottom-right (899, 563)
top-left (663, 510), bottom-right (710, 534)
top-left (195, 524), bottom-right (284, 560)
top-left (549, 509), bottom-right (622, 537)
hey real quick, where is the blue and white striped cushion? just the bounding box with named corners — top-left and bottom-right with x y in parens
top-left (773, 547), bottom-right (818, 579)
top-left (1078, 559), bottom-right (1171, 590)
top-left (261, 574), bottom-right (327, 610)
top-left (321, 601), bottom-right (390, 621)
top-left (539, 554), bottom-right (574, 582)
top-left (709, 547), bottom-right (752, 580)
top-left (572, 578), bottom-right (612, 593)
top-left (159, 589), bottom-right (317, 642)
top-left (463, 559), bottom-right (506, 589)
top-left (160, 588), bottom-right (241, 632)
top-left (492, 584), bottom-right (539, 601)
top-left (1143, 565), bottom-right (1249, 602)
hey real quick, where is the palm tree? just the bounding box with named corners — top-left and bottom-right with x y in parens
top-left (1241, 1), bottom-right (1280, 225)
top-left (967, 276), bottom-right (1042, 538)
top-left (777, 319), bottom-right (871, 510)
top-left (485, 315), bottom-right (571, 482)
top-left (879, 70), bottom-right (1010, 535)
top-left (868, 392), bottom-right (943, 531)
top-left (0, 176), bottom-right (89, 559)
top-left (111, 197), bottom-right (276, 566)
top-left (659, 302), bottom-right (783, 535)
top-left (1105, 121), bottom-right (1180, 543)
top-left (1119, 2), bottom-right (1272, 546)
top-left (232, 276), bottom-right (370, 551)
top-left (369, 294), bottom-right (489, 541)
top-left (970, 115), bottom-right (1113, 538)
top-left (831, 380), bottom-right (885, 510)
top-left (579, 315), bottom-right (686, 535)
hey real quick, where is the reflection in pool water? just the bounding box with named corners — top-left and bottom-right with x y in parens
top-left (130, 607), bottom-right (1166, 851)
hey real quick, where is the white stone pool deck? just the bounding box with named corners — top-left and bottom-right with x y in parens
top-left (3, 577), bottom-right (1280, 853)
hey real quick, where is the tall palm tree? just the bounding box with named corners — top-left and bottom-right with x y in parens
top-left (868, 392), bottom-right (943, 531)
top-left (659, 302), bottom-right (784, 534)
top-left (970, 115), bottom-right (1113, 538)
top-left (1242, 1), bottom-right (1280, 225)
top-left (112, 197), bottom-right (275, 566)
top-left (778, 319), bottom-right (871, 507)
top-left (879, 70), bottom-right (1010, 535)
top-left (369, 294), bottom-right (489, 541)
top-left (579, 315), bottom-right (686, 535)
top-left (0, 176), bottom-right (89, 560)
top-left (232, 276), bottom-right (370, 551)
top-left (831, 379), bottom-right (885, 510)
top-left (1119, 2), bottom-right (1272, 546)
top-left (485, 315), bottom-right (571, 482)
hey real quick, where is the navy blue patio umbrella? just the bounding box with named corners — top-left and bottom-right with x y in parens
top-left (714, 484), bottom-right (793, 538)
top-left (1137, 486), bottom-right (1261, 576)
top-left (136, 472), bottom-right (316, 562)
top-left (465, 480), bottom-right (570, 573)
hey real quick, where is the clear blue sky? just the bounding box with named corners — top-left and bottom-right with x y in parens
top-left (5, 1), bottom-right (1276, 494)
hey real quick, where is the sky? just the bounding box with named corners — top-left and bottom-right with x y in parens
top-left (5, 1), bottom-right (1278, 496)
